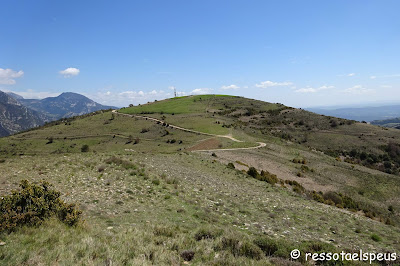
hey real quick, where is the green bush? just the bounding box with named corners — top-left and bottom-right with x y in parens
top-left (0, 180), bottom-right (82, 232)
top-left (194, 227), bottom-right (222, 241)
top-left (247, 167), bottom-right (259, 178)
top-left (371, 234), bottom-right (381, 242)
top-left (81, 144), bottom-right (89, 152)
top-left (260, 170), bottom-right (278, 185)
top-left (227, 162), bottom-right (235, 169)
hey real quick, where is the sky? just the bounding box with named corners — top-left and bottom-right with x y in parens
top-left (1, 0), bottom-right (400, 108)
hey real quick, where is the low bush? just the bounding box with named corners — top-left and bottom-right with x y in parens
top-left (227, 162), bottom-right (235, 169)
top-left (371, 234), bottom-right (381, 242)
top-left (0, 180), bottom-right (82, 233)
top-left (105, 157), bottom-right (136, 170)
top-left (81, 144), bottom-right (89, 152)
top-left (216, 236), bottom-right (262, 259)
top-left (194, 227), bottom-right (222, 241)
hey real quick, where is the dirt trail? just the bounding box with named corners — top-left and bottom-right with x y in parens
top-left (113, 110), bottom-right (266, 151)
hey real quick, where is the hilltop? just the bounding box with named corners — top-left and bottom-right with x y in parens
top-left (0, 95), bottom-right (399, 265)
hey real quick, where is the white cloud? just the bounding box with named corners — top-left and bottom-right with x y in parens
top-left (6, 89), bottom-right (59, 99)
top-left (0, 68), bottom-right (24, 85)
top-left (344, 85), bottom-right (374, 95)
top-left (220, 84), bottom-right (239, 90)
top-left (295, 87), bottom-right (317, 93)
top-left (255, 80), bottom-right (293, 88)
top-left (59, 67), bottom-right (80, 78)
top-left (369, 74), bottom-right (400, 79)
top-left (89, 89), bottom-right (185, 107)
top-left (295, 85), bottom-right (334, 93)
top-left (191, 88), bottom-right (212, 95)
top-left (347, 73), bottom-right (356, 77)
top-left (380, 85), bottom-right (392, 88)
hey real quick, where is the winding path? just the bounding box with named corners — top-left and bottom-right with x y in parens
top-left (113, 110), bottom-right (266, 151)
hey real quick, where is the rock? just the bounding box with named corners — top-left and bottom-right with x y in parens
top-left (0, 241), bottom-right (5, 246)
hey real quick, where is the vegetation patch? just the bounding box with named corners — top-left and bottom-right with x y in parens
top-left (0, 180), bottom-right (82, 233)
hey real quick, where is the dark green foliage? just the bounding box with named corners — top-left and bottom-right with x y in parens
top-left (259, 170), bottom-right (278, 185)
top-left (247, 167), bottom-right (258, 178)
top-left (216, 236), bottom-right (263, 260)
top-left (253, 237), bottom-right (279, 256)
top-left (285, 180), bottom-right (305, 194)
top-left (312, 191), bottom-right (325, 203)
top-left (227, 162), bottom-right (235, 169)
top-left (323, 191), bottom-right (342, 205)
top-left (180, 250), bottom-right (195, 261)
top-left (371, 234), bottom-right (381, 242)
top-left (0, 180), bottom-right (82, 232)
top-left (247, 167), bottom-right (278, 185)
top-left (81, 144), bottom-right (89, 152)
top-left (239, 242), bottom-right (263, 260)
top-left (194, 227), bottom-right (222, 241)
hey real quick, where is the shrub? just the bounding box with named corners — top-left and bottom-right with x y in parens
top-left (323, 191), bottom-right (343, 205)
top-left (371, 234), bottom-right (381, 242)
top-left (194, 227), bottom-right (222, 241)
top-left (105, 156), bottom-right (136, 170)
top-left (0, 180), bottom-right (82, 232)
top-left (180, 250), bottom-right (195, 261)
top-left (259, 170), bottom-right (278, 185)
top-left (134, 137), bottom-right (140, 144)
top-left (46, 137), bottom-right (54, 144)
top-left (253, 237), bottom-right (279, 256)
top-left (247, 167), bottom-right (259, 178)
top-left (153, 226), bottom-right (175, 237)
top-left (81, 144), bottom-right (89, 152)
top-left (239, 242), bottom-right (263, 260)
top-left (211, 152), bottom-right (217, 157)
top-left (227, 162), bottom-right (235, 169)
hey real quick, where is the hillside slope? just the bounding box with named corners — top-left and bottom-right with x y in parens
top-left (0, 95), bottom-right (399, 264)
top-left (0, 90), bottom-right (46, 137)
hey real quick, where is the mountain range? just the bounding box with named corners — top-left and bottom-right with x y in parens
top-left (307, 105), bottom-right (400, 122)
top-left (0, 91), bottom-right (114, 137)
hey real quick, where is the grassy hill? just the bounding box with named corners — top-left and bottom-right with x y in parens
top-left (1, 95), bottom-right (400, 265)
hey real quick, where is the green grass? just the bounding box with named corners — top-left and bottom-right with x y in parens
top-left (120, 95), bottom-right (236, 115)
top-left (1, 152), bottom-right (399, 265)
top-left (2, 95), bottom-right (400, 264)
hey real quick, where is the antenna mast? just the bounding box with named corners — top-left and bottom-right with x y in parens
top-left (174, 87), bottom-right (177, 97)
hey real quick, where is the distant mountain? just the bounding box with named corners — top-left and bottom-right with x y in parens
top-left (19, 92), bottom-right (115, 120)
top-left (307, 105), bottom-right (400, 122)
top-left (0, 91), bottom-right (46, 137)
top-left (371, 117), bottom-right (400, 129)
top-left (6, 92), bottom-right (24, 100)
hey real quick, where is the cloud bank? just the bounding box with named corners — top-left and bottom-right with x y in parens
top-left (0, 68), bottom-right (24, 85)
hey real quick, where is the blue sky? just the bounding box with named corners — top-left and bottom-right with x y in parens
top-left (1, 0), bottom-right (400, 107)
